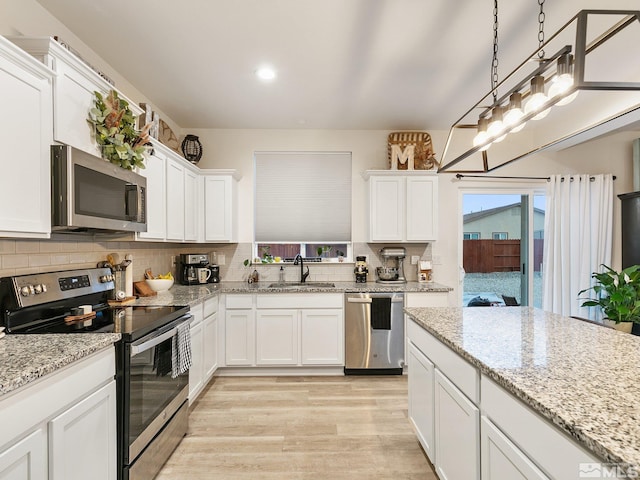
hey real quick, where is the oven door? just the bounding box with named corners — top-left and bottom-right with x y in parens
top-left (122, 314), bottom-right (191, 467)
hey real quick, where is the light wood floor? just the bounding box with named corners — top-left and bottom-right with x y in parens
top-left (156, 375), bottom-right (438, 479)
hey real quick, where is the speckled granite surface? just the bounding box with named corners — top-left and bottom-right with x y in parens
top-left (404, 306), bottom-right (640, 470)
top-left (133, 281), bottom-right (451, 307)
top-left (0, 334), bottom-right (120, 398)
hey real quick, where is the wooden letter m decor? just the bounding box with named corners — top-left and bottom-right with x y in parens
top-left (387, 131), bottom-right (438, 170)
top-left (390, 144), bottom-right (415, 170)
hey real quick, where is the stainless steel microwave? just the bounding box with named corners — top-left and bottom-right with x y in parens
top-left (51, 145), bottom-right (147, 233)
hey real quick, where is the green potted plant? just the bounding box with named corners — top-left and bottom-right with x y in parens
top-left (88, 90), bottom-right (150, 170)
top-left (579, 264), bottom-right (640, 333)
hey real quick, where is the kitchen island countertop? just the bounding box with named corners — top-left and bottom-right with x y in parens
top-left (404, 306), bottom-right (640, 471)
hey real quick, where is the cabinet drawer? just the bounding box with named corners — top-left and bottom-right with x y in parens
top-left (256, 293), bottom-right (342, 309)
top-left (481, 374), bottom-right (600, 479)
top-left (226, 294), bottom-right (253, 309)
top-left (405, 292), bottom-right (449, 308)
top-left (407, 319), bottom-right (479, 404)
top-left (204, 297), bottom-right (218, 317)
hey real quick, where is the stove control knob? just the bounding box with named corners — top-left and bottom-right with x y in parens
top-left (20, 286), bottom-right (31, 297)
top-left (100, 275), bottom-right (109, 283)
top-left (41, 284), bottom-right (47, 293)
top-left (33, 284), bottom-right (42, 294)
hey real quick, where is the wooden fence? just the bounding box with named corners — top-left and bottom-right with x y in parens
top-left (463, 239), bottom-right (544, 273)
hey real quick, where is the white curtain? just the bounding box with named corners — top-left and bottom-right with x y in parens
top-left (542, 174), bottom-right (614, 318)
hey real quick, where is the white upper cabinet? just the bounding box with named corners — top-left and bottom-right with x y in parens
top-left (203, 171), bottom-right (239, 243)
top-left (365, 170), bottom-right (438, 242)
top-left (8, 37), bottom-right (142, 157)
top-left (137, 147), bottom-right (167, 241)
top-left (0, 37), bottom-right (54, 238)
top-left (166, 156), bottom-right (185, 241)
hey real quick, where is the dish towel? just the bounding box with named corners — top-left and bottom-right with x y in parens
top-left (371, 297), bottom-right (392, 330)
top-left (171, 321), bottom-right (192, 378)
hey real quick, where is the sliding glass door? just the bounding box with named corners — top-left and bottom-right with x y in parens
top-left (461, 190), bottom-right (545, 307)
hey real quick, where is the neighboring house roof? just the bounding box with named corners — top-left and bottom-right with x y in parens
top-left (463, 203), bottom-right (545, 224)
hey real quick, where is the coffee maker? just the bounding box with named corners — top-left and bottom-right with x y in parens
top-left (207, 264), bottom-right (220, 283)
top-left (375, 247), bottom-right (407, 284)
top-left (179, 253), bottom-right (209, 286)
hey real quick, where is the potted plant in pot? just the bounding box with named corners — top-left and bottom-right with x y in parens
top-left (578, 264), bottom-right (640, 333)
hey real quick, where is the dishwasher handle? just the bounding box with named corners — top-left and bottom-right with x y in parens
top-left (346, 296), bottom-right (403, 304)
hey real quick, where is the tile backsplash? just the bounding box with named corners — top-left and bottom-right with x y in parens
top-left (1, 238), bottom-right (433, 284)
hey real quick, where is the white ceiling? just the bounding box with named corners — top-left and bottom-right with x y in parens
top-left (34, 0), bottom-right (640, 131)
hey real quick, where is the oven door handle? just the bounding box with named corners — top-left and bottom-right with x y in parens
top-left (130, 314), bottom-right (192, 357)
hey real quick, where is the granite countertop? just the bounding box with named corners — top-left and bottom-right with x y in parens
top-left (135, 281), bottom-right (452, 307)
top-left (404, 306), bottom-right (640, 470)
top-left (0, 333), bottom-right (121, 398)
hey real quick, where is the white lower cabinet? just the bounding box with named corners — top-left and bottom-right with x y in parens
top-left (256, 310), bottom-right (298, 365)
top-left (224, 294), bottom-right (344, 368)
top-left (481, 416), bottom-right (549, 480)
top-left (49, 381), bottom-right (117, 480)
top-left (188, 313), bottom-right (204, 402)
top-left (0, 428), bottom-right (46, 480)
top-left (225, 308), bottom-right (256, 366)
top-left (300, 309), bottom-right (343, 365)
top-left (203, 308), bottom-right (219, 379)
top-left (407, 341), bottom-right (435, 463)
top-left (0, 348), bottom-right (116, 480)
top-left (189, 297), bottom-right (220, 403)
top-left (434, 369), bottom-right (480, 480)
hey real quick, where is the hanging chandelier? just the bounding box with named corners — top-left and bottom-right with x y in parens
top-left (438, 9), bottom-right (640, 174)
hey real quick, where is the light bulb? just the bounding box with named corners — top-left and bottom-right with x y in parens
top-left (524, 75), bottom-right (550, 120)
top-left (503, 92), bottom-right (526, 133)
top-left (472, 117), bottom-right (492, 151)
top-left (548, 53), bottom-right (579, 106)
top-left (487, 106), bottom-right (506, 143)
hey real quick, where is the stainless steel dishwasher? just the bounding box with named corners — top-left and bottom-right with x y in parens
top-left (344, 292), bottom-right (404, 374)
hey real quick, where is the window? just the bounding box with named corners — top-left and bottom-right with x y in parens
top-left (492, 232), bottom-right (508, 240)
top-left (254, 152), bottom-right (352, 261)
top-left (463, 232), bottom-right (480, 240)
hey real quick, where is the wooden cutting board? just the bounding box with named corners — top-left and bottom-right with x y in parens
top-left (134, 281), bottom-right (157, 297)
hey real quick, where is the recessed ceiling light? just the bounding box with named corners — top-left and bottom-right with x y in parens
top-left (256, 66), bottom-right (277, 81)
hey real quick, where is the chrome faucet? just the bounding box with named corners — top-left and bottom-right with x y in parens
top-left (293, 254), bottom-right (310, 283)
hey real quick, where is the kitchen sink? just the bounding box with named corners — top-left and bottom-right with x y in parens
top-left (267, 282), bottom-right (336, 289)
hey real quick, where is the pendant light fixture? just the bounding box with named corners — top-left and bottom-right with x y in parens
top-left (439, 9), bottom-right (640, 174)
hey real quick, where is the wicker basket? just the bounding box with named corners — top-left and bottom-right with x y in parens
top-left (387, 131), bottom-right (438, 170)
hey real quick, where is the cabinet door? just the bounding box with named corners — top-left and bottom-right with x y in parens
top-left (0, 40), bottom-right (53, 237)
top-left (434, 369), bottom-right (480, 480)
top-left (166, 158), bottom-right (185, 241)
top-left (184, 168), bottom-right (198, 242)
top-left (49, 381), bottom-right (116, 480)
top-left (408, 342), bottom-right (435, 463)
top-left (0, 428), bottom-right (47, 480)
top-left (256, 310), bottom-right (298, 365)
top-left (225, 309), bottom-right (255, 366)
top-left (188, 318), bottom-right (204, 402)
top-left (203, 312), bottom-right (218, 380)
top-left (481, 417), bottom-right (549, 480)
top-left (205, 175), bottom-right (236, 242)
top-left (137, 150), bottom-right (166, 240)
top-left (369, 176), bottom-right (404, 242)
top-left (406, 176), bottom-right (438, 241)
top-left (300, 309), bottom-right (343, 365)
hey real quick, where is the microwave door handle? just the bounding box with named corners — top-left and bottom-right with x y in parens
top-left (125, 184), bottom-right (144, 222)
